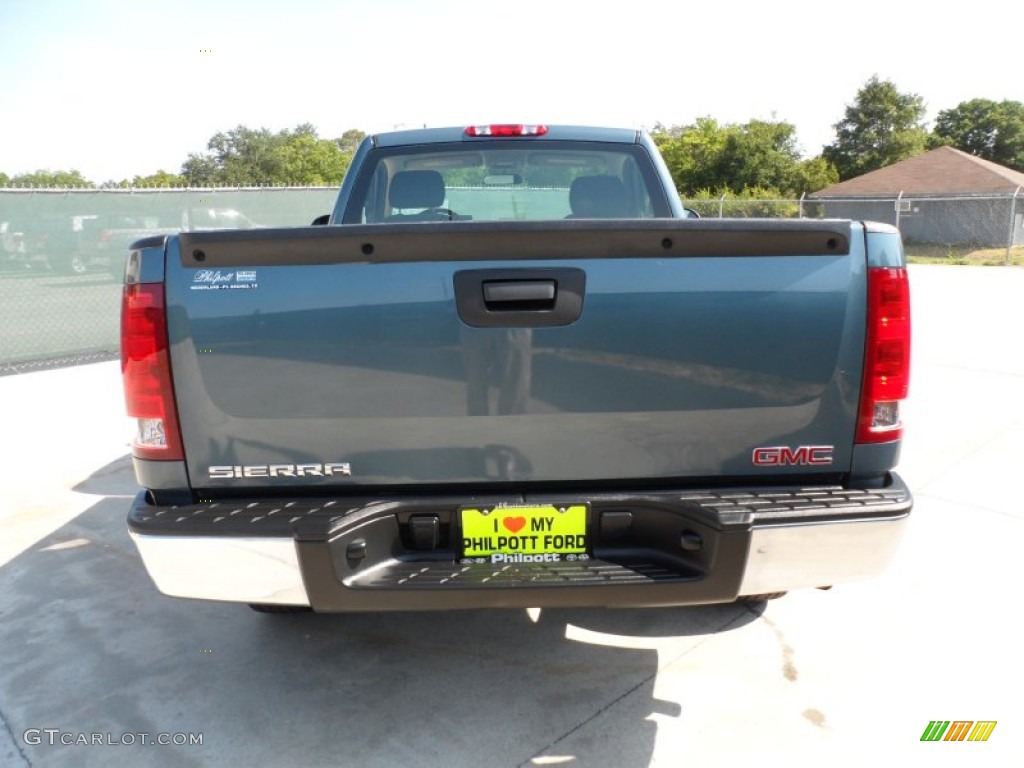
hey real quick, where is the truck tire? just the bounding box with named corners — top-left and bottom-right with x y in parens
top-left (54, 252), bottom-right (88, 275)
top-left (737, 592), bottom-right (788, 603)
top-left (248, 603), bottom-right (313, 614)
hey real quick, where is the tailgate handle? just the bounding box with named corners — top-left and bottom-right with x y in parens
top-left (483, 280), bottom-right (556, 306)
top-left (455, 268), bottom-right (585, 328)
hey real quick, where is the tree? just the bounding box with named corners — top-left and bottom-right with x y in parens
top-left (794, 156), bottom-right (839, 195)
top-left (652, 118), bottom-right (835, 196)
top-left (182, 125), bottom-right (285, 186)
top-left (8, 169), bottom-right (94, 187)
top-left (274, 133), bottom-right (352, 185)
top-left (0, 171), bottom-right (9, 187)
top-left (932, 99), bottom-right (1024, 172)
top-left (103, 169), bottom-right (187, 188)
top-left (133, 169), bottom-right (187, 187)
top-left (180, 124), bottom-right (358, 186)
top-left (823, 76), bottom-right (929, 180)
top-left (336, 129), bottom-right (367, 154)
top-left (180, 153), bottom-right (221, 186)
top-left (654, 117), bottom-right (730, 194)
top-left (715, 119), bottom-right (805, 193)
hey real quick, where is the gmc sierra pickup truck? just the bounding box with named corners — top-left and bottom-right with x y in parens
top-left (121, 124), bottom-right (912, 613)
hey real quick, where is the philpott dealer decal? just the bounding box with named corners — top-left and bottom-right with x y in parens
top-left (190, 269), bottom-right (259, 291)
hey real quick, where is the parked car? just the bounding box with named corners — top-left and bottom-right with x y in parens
top-left (0, 215), bottom-right (101, 274)
top-left (86, 209), bottom-right (261, 278)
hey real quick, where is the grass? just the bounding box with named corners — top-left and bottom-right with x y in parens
top-left (905, 244), bottom-right (1024, 266)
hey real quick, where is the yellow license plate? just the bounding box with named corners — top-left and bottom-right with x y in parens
top-left (460, 505), bottom-right (588, 560)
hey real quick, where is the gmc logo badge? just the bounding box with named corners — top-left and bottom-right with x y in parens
top-left (752, 445), bottom-right (834, 466)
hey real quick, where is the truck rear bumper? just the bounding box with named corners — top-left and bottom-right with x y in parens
top-left (127, 476), bottom-right (911, 611)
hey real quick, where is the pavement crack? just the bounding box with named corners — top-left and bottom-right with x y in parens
top-left (518, 608), bottom-right (750, 767)
top-left (0, 702), bottom-right (32, 767)
top-left (744, 604), bottom-right (797, 682)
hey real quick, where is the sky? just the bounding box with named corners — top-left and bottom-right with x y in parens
top-left (1, 0), bottom-right (1021, 183)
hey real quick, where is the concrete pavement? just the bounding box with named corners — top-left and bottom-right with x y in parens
top-left (1, 264), bottom-right (1022, 767)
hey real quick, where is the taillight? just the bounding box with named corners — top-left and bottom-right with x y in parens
top-left (856, 267), bottom-right (911, 443)
top-left (121, 283), bottom-right (184, 460)
top-left (465, 124), bottom-right (548, 137)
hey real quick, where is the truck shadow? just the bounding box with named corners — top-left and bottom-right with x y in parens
top-left (0, 455), bottom-right (762, 768)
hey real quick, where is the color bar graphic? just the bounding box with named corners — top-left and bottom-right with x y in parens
top-left (921, 720), bottom-right (996, 742)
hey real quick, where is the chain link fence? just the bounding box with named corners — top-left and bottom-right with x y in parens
top-left (0, 187), bottom-right (337, 373)
top-left (682, 192), bottom-right (1024, 261)
top-left (2, 187), bottom-right (1022, 372)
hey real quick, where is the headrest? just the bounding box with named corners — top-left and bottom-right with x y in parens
top-left (389, 170), bottom-right (446, 209)
top-left (569, 175), bottom-right (629, 217)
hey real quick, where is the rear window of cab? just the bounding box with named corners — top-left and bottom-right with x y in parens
top-left (342, 141), bottom-right (672, 223)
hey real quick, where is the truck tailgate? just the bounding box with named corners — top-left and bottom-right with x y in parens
top-left (165, 219), bottom-right (866, 490)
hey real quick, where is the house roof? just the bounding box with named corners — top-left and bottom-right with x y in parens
top-left (811, 146), bottom-right (1024, 197)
